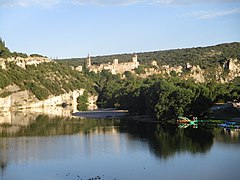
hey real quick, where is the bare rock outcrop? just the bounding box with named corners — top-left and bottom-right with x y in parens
top-left (0, 56), bottom-right (52, 69)
top-left (0, 87), bottom-right (84, 112)
top-left (186, 65), bottom-right (205, 83)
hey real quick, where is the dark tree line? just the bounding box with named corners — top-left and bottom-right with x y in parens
top-left (94, 72), bottom-right (240, 120)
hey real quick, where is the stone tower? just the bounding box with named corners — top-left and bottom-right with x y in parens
top-left (113, 59), bottom-right (118, 65)
top-left (132, 53), bottom-right (139, 68)
top-left (86, 54), bottom-right (91, 68)
top-left (132, 53), bottom-right (138, 63)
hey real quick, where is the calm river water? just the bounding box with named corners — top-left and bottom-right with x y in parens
top-left (0, 112), bottom-right (240, 180)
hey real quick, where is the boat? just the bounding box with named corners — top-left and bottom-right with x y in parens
top-left (177, 117), bottom-right (199, 123)
top-left (177, 116), bottom-right (199, 128)
top-left (177, 117), bottom-right (191, 123)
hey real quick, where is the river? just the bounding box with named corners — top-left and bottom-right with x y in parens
top-left (0, 111), bottom-right (240, 180)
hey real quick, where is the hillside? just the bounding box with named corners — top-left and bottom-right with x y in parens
top-left (1, 40), bottom-right (240, 119)
top-left (0, 39), bottom-right (96, 105)
top-left (60, 42), bottom-right (240, 69)
top-left (0, 62), bottom-right (95, 99)
top-left (60, 42), bottom-right (240, 83)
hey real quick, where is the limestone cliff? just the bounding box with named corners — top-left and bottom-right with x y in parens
top-left (184, 65), bottom-right (205, 83)
top-left (221, 59), bottom-right (240, 82)
top-left (0, 56), bottom-right (52, 69)
top-left (139, 58), bottom-right (240, 83)
top-left (0, 86), bottom-right (84, 111)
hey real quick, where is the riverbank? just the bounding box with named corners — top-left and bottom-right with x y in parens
top-left (207, 103), bottom-right (240, 120)
top-left (72, 109), bottom-right (129, 119)
top-left (72, 109), bottom-right (158, 122)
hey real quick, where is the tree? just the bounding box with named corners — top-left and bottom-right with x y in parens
top-left (77, 90), bottom-right (89, 111)
top-left (0, 38), bottom-right (11, 58)
top-left (135, 65), bottom-right (146, 75)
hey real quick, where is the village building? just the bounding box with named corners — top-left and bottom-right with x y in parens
top-left (86, 54), bottom-right (139, 74)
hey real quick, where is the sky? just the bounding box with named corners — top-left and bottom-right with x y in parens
top-left (0, 0), bottom-right (240, 59)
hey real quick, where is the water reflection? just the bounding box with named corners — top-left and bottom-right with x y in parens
top-left (0, 114), bottom-right (120, 137)
top-left (0, 106), bottom-right (74, 125)
top-left (119, 121), bottom-right (214, 160)
top-left (0, 111), bottom-right (121, 177)
top-left (0, 112), bottom-right (240, 179)
top-left (213, 128), bottom-right (240, 144)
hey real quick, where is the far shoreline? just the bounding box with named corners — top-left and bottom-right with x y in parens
top-left (72, 109), bottom-right (158, 122)
top-left (72, 108), bottom-right (129, 119)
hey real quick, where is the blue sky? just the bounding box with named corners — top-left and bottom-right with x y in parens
top-left (0, 0), bottom-right (240, 58)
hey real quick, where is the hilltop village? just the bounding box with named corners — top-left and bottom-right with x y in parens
top-left (75, 54), bottom-right (140, 74)
top-left (74, 53), bottom-right (240, 83)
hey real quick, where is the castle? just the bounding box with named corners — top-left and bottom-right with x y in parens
top-left (86, 54), bottom-right (139, 74)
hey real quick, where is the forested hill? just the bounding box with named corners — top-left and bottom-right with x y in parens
top-left (0, 39), bottom-right (96, 101)
top-left (1, 39), bottom-right (240, 119)
top-left (60, 42), bottom-right (240, 69)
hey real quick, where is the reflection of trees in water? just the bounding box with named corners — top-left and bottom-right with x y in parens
top-left (0, 140), bottom-right (7, 177)
top-left (213, 128), bottom-right (240, 144)
top-left (0, 115), bottom-right (121, 178)
top-left (120, 121), bottom-right (214, 160)
top-left (0, 115), bottom-right (120, 137)
top-left (0, 161), bottom-right (6, 177)
top-left (153, 125), bottom-right (214, 159)
top-left (1, 114), bottom-right (214, 162)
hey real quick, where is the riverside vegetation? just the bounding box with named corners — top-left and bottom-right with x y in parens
top-left (87, 70), bottom-right (240, 120)
top-left (1, 38), bottom-right (240, 120)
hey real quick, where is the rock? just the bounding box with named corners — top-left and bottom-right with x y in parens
top-left (0, 89), bottom-right (85, 111)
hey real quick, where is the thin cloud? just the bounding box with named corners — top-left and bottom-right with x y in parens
top-left (0, 0), bottom-right (60, 7)
top-left (0, 0), bottom-right (145, 7)
top-left (71, 0), bottom-right (145, 6)
top-left (0, 0), bottom-right (240, 7)
top-left (156, 0), bottom-right (240, 5)
top-left (185, 8), bottom-right (240, 19)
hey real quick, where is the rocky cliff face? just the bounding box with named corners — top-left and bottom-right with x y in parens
top-left (185, 65), bottom-right (205, 83)
top-left (0, 56), bottom-right (52, 69)
top-left (0, 86), bottom-right (84, 111)
top-left (182, 59), bottom-right (240, 83)
top-left (222, 59), bottom-right (240, 82)
top-left (141, 58), bottom-right (240, 83)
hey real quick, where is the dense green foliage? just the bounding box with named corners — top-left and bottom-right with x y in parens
top-left (0, 38), bottom-right (11, 58)
top-left (29, 54), bottom-right (47, 58)
top-left (12, 52), bottom-right (28, 58)
top-left (0, 38), bottom-right (96, 101)
top-left (77, 90), bottom-right (89, 111)
top-left (135, 65), bottom-right (146, 74)
top-left (60, 42), bottom-right (240, 70)
top-left (1, 40), bottom-right (240, 120)
top-left (0, 62), bottom-right (96, 100)
top-left (94, 72), bottom-right (240, 120)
